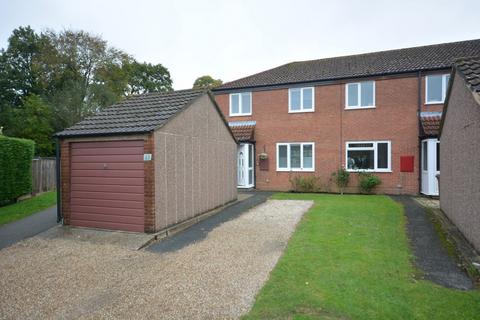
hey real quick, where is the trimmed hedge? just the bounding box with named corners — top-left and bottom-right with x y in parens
top-left (0, 135), bottom-right (35, 203)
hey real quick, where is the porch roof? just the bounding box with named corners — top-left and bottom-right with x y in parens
top-left (420, 112), bottom-right (442, 137)
top-left (229, 121), bottom-right (255, 142)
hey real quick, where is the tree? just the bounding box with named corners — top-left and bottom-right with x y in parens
top-left (11, 94), bottom-right (54, 156)
top-left (193, 75), bottom-right (222, 90)
top-left (0, 26), bottom-right (174, 155)
top-left (45, 29), bottom-right (132, 128)
top-left (0, 26), bottom-right (45, 135)
top-left (125, 61), bottom-right (173, 95)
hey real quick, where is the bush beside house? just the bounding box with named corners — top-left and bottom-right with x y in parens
top-left (0, 135), bottom-right (35, 204)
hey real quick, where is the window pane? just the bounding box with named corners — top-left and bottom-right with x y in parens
top-left (427, 75), bottom-right (443, 102)
top-left (303, 144), bottom-right (313, 168)
top-left (290, 144), bottom-right (301, 168)
top-left (422, 141), bottom-right (428, 170)
top-left (347, 83), bottom-right (358, 107)
top-left (278, 145), bottom-right (288, 168)
top-left (231, 94), bottom-right (239, 114)
top-left (436, 142), bottom-right (440, 171)
top-left (302, 88), bottom-right (313, 109)
top-left (248, 169), bottom-right (253, 185)
top-left (290, 89), bottom-right (301, 110)
top-left (360, 81), bottom-right (374, 106)
top-left (248, 144), bottom-right (253, 167)
top-left (377, 143), bottom-right (388, 169)
top-left (241, 93), bottom-right (251, 114)
top-left (347, 150), bottom-right (374, 170)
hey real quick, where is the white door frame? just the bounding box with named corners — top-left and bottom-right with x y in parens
top-left (237, 143), bottom-right (254, 188)
top-left (421, 138), bottom-right (439, 196)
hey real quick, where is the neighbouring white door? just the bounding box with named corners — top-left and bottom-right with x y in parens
top-left (421, 138), bottom-right (439, 196)
top-left (237, 143), bottom-right (254, 188)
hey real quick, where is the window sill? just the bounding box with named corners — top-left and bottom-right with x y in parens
top-left (424, 101), bottom-right (444, 105)
top-left (347, 169), bottom-right (392, 173)
top-left (229, 113), bottom-right (252, 117)
top-left (277, 168), bottom-right (315, 172)
top-left (288, 109), bottom-right (315, 114)
top-left (345, 106), bottom-right (376, 110)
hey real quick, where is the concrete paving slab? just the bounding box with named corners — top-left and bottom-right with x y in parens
top-left (393, 196), bottom-right (473, 290)
top-left (38, 226), bottom-right (155, 251)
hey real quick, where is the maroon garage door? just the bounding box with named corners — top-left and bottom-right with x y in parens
top-left (70, 140), bottom-right (145, 232)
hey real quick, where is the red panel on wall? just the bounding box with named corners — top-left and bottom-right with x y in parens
top-left (400, 156), bottom-right (414, 172)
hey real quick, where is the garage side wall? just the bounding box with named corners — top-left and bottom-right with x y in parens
top-left (440, 73), bottom-right (480, 252)
top-left (154, 95), bottom-right (238, 231)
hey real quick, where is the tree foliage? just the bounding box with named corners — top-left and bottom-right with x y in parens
top-left (0, 26), bottom-right (174, 156)
top-left (193, 75), bottom-right (222, 90)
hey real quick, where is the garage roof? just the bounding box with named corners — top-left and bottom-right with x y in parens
top-left (56, 89), bottom-right (206, 137)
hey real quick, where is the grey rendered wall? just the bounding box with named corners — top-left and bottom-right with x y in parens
top-left (440, 73), bottom-right (480, 252)
top-left (153, 94), bottom-right (238, 231)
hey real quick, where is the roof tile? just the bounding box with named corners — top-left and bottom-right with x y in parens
top-left (216, 39), bottom-right (480, 90)
top-left (56, 89), bottom-right (205, 137)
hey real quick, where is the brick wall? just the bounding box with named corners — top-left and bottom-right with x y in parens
top-left (144, 133), bottom-right (155, 232)
top-left (215, 73), bottom-right (436, 194)
top-left (60, 140), bottom-right (71, 225)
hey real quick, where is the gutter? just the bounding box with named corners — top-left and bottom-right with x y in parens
top-left (213, 67), bottom-right (453, 94)
top-left (55, 137), bottom-right (62, 223)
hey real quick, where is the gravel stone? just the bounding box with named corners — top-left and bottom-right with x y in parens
top-left (0, 199), bottom-right (313, 319)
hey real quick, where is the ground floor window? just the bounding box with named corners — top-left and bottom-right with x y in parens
top-left (346, 141), bottom-right (391, 172)
top-left (276, 142), bottom-right (314, 171)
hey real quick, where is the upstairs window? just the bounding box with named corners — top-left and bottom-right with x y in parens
top-left (346, 81), bottom-right (375, 109)
top-left (426, 74), bottom-right (450, 104)
top-left (289, 87), bottom-right (314, 112)
top-left (230, 92), bottom-right (252, 116)
top-left (277, 142), bottom-right (314, 171)
top-left (346, 141), bottom-right (391, 172)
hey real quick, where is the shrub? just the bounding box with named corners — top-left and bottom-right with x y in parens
top-left (332, 168), bottom-right (350, 195)
top-left (0, 135), bottom-right (35, 204)
top-left (358, 172), bottom-right (381, 194)
top-left (289, 175), bottom-right (321, 193)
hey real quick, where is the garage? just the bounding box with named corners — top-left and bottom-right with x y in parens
top-left (70, 140), bottom-right (145, 232)
top-left (56, 89), bottom-right (238, 233)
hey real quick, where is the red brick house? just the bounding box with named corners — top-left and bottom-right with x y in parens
top-left (213, 40), bottom-right (480, 194)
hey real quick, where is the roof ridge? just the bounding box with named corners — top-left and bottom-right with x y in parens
top-left (216, 39), bottom-right (480, 90)
top-left (289, 39), bottom-right (480, 65)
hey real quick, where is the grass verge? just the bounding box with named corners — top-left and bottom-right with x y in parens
top-left (0, 191), bottom-right (57, 225)
top-left (244, 193), bottom-right (480, 320)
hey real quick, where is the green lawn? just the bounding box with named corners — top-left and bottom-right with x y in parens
top-left (244, 193), bottom-right (480, 320)
top-left (0, 191), bottom-right (57, 225)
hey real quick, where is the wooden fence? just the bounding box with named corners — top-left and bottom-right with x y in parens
top-left (32, 157), bottom-right (56, 194)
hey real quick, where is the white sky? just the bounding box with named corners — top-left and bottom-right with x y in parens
top-left (0, 0), bottom-right (479, 90)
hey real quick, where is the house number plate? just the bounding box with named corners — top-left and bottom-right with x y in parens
top-left (143, 153), bottom-right (152, 161)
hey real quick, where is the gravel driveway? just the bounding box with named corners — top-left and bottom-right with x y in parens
top-left (0, 199), bottom-right (312, 319)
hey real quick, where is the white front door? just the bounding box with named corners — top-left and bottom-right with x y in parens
top-left (421, 138), bottom-right (439, 196)
top-left (237, 143), bottom-right (254, 188)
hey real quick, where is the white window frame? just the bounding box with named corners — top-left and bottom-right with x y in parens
top-left (425, 74), bottom-right (449, 104)
top-left (345, 81), bottom-right (376, 110)
top-left (345, 140), bottom-right (391, 172)
top-left (276, 142), bottom-right (315, 172)
top-left (229, 92), bottom-right (252, 116)
top-left (288, 87), bottom-right (315, 113)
